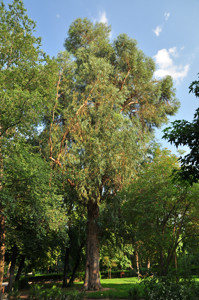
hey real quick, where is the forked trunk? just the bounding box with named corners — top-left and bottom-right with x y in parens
top-left (83, 200), bottom-right (101, 291)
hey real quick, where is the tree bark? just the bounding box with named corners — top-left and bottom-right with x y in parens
top-left (135, 251), bottom-right (140, 279)
top-left (69, 240), bottom-right (84, 286)
top-left (0, 133), bottom-right (5, 292)
top-left (147, 258), bottom-right (150, 270)
top-left (62, 246), bottom-right (70, 288)
top-left (8, 244), bottom-right (18, 292)
top-left (0, 212), bottom-right (5, 294)
top-left (15, 255), bottom-right (25, 282)
top-left (83, 200), bottom-right (101, 291)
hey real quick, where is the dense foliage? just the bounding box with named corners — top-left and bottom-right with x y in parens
top-left (163, 74), bottom-right (199, 183)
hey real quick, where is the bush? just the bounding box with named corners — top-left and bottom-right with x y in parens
top-left (128, 285), bottom-right (143, 299)
top-left (141, 276), bottom-right (199, 300)
top-left (29, 273), bottom-right (63, 283)
top-left (28, 271), bottom-right (85, 283)
top-left (100, 269), bottom-right (137, 279)
top-left (8, 288), bottom-right (20, 300)
top-left (29, 284), bottom-right (85, 300)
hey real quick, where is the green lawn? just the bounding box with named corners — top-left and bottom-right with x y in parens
top-left (26, 276), bottom-right (199, 299)
top-left (74, 277), bottom-right (142, 299)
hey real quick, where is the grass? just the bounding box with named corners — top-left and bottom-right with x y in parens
top-left (27, 277), bottom-right (142, 299)
top-left (21, 276), bottom-right (199, 299)
top-left (74, 277), bottom-right (142, 299)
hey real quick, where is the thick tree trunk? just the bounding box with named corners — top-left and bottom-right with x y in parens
top-left (83, 200), bottom-right (101, 291)
top-left (8, 244), bottom-right (18, 292)
top-left (15, 255), bottom-right (25, 282)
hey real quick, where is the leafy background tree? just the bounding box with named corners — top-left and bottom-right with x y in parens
top-left (163, 74), bottom-right (199, 183)
top-left (2, 136), bottom-right (68, 291)
top-left (121, 148), bottom-right (199, 276)
top-left (0, 0), bottom-right (59, 289)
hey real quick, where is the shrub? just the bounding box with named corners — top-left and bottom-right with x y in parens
top-left (100, 269), bottom-right (137, 279)
top-left (29, 284), bottom-right (85, 300)
top-left (141, 276), bottom-right (199, 300)
top-left (128, 285), bottom-right (140, 299)
top-left (8, 288), bottom-right (20, 300)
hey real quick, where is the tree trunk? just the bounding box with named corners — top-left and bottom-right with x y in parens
top-left (62, 246), bottom-right (70, 288)
top-left (147, 258), bottom-right (150, 270)
top-left (0, 134), bottom-right (5, 292)
top-left (135, 251), bottom-right (140, 278)
top-left (0, 212), bottom-right (5, 294)
top-left (8, 244), bottom-right (18, 292)
top-left (83, 200), bottom-right (101, 291)
top-left (174, 250), bottom-right (177, 271)
top-left (15, 255), bottom-right (25, 282)
top-left (69, 241), bottom-right (84, 286)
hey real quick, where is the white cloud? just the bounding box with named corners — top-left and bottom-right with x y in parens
top-left (169, 47), bottom-right (177, 55)
top-left (56, 14), bottom-right (61, 19)
top-left (164, 12), bottom-right (170, 21)
top-left (99, 11), bottom-right (108, 24)
top-left (153, 11), bottom-right (170, 36)
top-left (154, 48), bottom-right (190, 84)
top-left (153, 25), bottom-right (162, 37)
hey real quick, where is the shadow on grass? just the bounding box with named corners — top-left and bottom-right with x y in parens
top-left (76, 277), bottom-right (141, 299)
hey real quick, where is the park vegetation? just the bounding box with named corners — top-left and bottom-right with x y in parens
top-left (1, 0), bottom-right (199, 299)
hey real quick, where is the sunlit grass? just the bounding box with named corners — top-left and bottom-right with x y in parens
top-left (74, 277), bottom-right (141, 299)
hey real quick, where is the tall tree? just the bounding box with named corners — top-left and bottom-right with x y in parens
top-left (48, 18), bottom-right (179, 290)
top-left (163, 74), bottom-right (199, 183)
top-left (0, 0), bottom-right (58, 289)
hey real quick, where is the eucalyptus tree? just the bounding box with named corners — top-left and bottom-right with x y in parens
top-left (49, 18), bottom-right (179, 290)
top-left (0, 0), bottom-right (58, 289)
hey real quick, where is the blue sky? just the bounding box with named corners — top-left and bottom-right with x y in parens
top-left (5, 0), bottom-right (199, 155)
